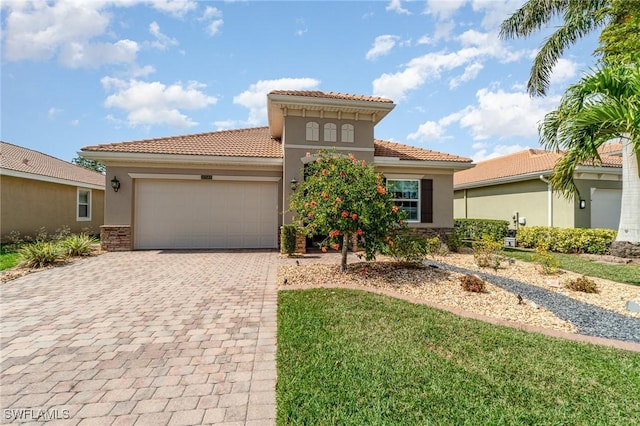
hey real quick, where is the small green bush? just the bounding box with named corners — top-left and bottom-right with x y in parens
top-left (281, 225), bottom-right (298, 255)
top-left (472, 235), bottom-right (503, 269)
top-left (445, 229), bottom-right (462, 253)
top-left (19, 241), bottom-right (64, 268)
top-left (531, 243), bottom-right (560, 275)
top-left (460, 274), bottom-right (485, 292)
top-left (455, 219), bottom-right (509, 241)
top-left (61, 233), bottom-right (96, 256)
top-left (564, 276), bottom-right (598, 293)
top-left (385, 230), bottom-right (436, 266)
top-left (517, 226), bottom-right (616, 254)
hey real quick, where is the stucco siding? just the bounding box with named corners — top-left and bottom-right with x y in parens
top-left (1, 175), bottom-right (104, 240)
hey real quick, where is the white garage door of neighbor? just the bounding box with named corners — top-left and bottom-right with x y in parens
top-left (135, 179), bottom-right (278, 249)
top-left (590, 188), bottom-right (622, 230)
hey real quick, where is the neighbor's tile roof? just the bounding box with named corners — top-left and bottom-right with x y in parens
top-left (374, 139), bottom-right (473, 163)
top-left (1, 141), bottom-right (105, 187)
top-left (82, 127), bottom-right (283, 158)
top-left (454, 148), bottom-right (622, 187)
top-left (598, 141), bottom-right (623, 155)
top-left (269, 90), bottom-right (394, 104)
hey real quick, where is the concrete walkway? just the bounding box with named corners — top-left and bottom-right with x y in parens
top-left (0, 250), bottom-right (278, 425)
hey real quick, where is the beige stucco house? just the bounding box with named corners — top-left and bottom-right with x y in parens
top-left (80, 91), bottom-right (473, 251)
top-left (1, 141), bottom-right (105, 241)
top-left (454, 146), bottom-right (623, 230)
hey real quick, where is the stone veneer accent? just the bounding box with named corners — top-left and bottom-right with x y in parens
top-left (295, 230), bottom-right (307, 254)
top-left (100, 225), bottom-right (132, 251)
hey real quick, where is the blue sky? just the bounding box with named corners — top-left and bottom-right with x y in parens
top-left (1, 0), bottom-right (601, 164)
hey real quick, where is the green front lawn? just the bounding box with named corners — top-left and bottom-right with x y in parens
top-left (503, 248), bottom-right (640, 286)
top-left (278, 289), bottom-right (640, 425)
top-left (0, 251), bottom-right (20, 271)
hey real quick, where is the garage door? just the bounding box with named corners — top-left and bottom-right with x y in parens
top-left (134, 179), bottom-right (278, 249)
top-left (590, 188), bottom-right (622, 230)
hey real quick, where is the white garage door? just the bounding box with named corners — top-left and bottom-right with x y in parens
top-left (134, 179), bottom-right (278, 249)
top-left (590, 188), bottom-right (622, 230)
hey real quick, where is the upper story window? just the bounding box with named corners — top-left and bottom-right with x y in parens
top-left (77, 188), bottom-right (91, 221)
top-left (306, 122), bottom-right (319, 141)
top-left (341, 124), bottom-right (354, 143)
top-left (324, 123), bottom-right (337, 142)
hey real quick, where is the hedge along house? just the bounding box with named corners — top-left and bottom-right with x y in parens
top-left (453, 144), bottom-right (623, 231)
top-left (1, 141), bottom-right (105, 241)
top-left (80, 91), bottom-right (473, 252)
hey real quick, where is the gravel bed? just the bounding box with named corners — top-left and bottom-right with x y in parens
top-left (427, 260), bottom-right (640, 344)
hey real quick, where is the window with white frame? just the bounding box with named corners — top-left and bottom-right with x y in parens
top-left (306, 122), bottom-right (319, 141)
top-left (341, 124), bottom-right (354, 142)
top-left (387, 179), bottom-right (419, 221)
top-left (324, 123), bottom-right (337, 142)
top-left (77, 188), bottom-right (91, 221)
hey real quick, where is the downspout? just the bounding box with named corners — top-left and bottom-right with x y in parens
top-left (539, 175), bottom-right (553, 227)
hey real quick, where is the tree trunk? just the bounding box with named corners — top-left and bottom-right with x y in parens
top-left (615, 139), bottom-right (640, 244)
top-left (340, 233), bottom-right (349, 272)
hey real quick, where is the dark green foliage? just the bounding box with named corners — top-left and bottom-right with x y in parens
top-left (281, 225), bottom-right (298, 255)
top-left (517, 226), bottom-right (617, 254)
top-left (72, 156), bottom-right (106, 173)
top-left (384, 230), bottom-right (442, 266)
top-left (455, 219), bottom-right (509, 241)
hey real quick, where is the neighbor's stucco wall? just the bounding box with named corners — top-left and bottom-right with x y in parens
top-left (104, 164), bottom-right (283, 229)
top-left (454, 179), bottom-right (575, 229)
top-left (0, 175), bottom-right (104, 240)
top-left (574, 178), bottom-right (623, 228)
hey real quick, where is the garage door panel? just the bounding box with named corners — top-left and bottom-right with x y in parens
top-left (135, 180), bottom-right (278, 249)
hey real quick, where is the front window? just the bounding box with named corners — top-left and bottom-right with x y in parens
top-left (77, 189), bottom-right (91, 221)
top-left (387, 179), bottom-right (419, 221)
top-left (306, 122), bottom-right (319, 141)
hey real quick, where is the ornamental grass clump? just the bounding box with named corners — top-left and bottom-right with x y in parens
top-left (19, 241), bottom-right (64, 268)
top-left (61, 233), bottom-right (97, 257)
top-left (564, 276), bottom-right (598, 293)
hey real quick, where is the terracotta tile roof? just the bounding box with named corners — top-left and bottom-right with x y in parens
top-left (269, 90), bottom-right (394, 104)
top-left (598, 141), bottom-right (623, 155)
top-left (1, 141), bottom-right (105, 187)
top-left (374, 139), bottom-right (473, 163)
top-left (82, 127), bottom-right (283, 158)
top-left (454, 148), bottom-right (622, 187)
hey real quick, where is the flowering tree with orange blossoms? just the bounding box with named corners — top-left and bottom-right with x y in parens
top-left (289, 150), bottom-right (406, 272)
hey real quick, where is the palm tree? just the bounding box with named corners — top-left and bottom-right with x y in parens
top-left (539, 64), bottom-right (640, 251)
top-left (500, 0), bottom-right (610, 96)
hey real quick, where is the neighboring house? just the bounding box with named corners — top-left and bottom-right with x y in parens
top-left (453, 145), bottom-right (623, 230)
top-left (80, 91), bottom-right (473, 251)
top-left (1, 141), bottom-right (105, 241)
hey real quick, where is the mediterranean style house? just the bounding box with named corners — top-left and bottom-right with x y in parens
top-left (1, 141), bottom-right (105, 240)
top-left (454, 144), bottom-right (623, 230)
top-left (80, 91), bottom-right (473, 251)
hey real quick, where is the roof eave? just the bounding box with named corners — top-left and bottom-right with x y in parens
top-left (374, 157), bottom-right (475, 171)
top-left (79, 150), bottom-right (284, 167)
top-left (0, 168), bottom-right (105, 190)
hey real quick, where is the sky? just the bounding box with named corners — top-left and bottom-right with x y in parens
top-left (1, 0), bottom-right (602, 164)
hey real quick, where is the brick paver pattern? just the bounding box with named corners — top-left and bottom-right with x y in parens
top-left (1, 251), bottom-right (278, 425)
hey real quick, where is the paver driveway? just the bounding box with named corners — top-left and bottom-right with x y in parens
top-left (0, 250), bottom-right (278, 425)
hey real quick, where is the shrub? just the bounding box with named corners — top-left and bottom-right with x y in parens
top-left (445, 229), bottom-right (462, 253)
top-left (564, 276), bottom-right (598, 293)
top-left (455, 219), bottom-right (509, 241)
top-left (61, 233), bottom-right (96, 256)
top-left (472, 235), bottom-right (503, 269)
top-left (531, 243), bottom-right (561, 275)
top-left (516, 226), bottom-right (616, 254)
top-left (19, 241), bottom-right (64, 268)
top-left (385, 231), bottom-right (442, 266)
top-left (460, 274), bottom-right (485, 292)
top-left (281, 225), bottom-right (298, 255)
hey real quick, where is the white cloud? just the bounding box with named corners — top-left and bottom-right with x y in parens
top-left (366, 35), bottom-right (400, 60)
top-left (372, 30), bottom-right (524, 100)
top-left (471, 0), bottom-right (514, 31)
top-left (202, 6), bottom-right (223, 19)
top-left (449, 61), bottom-right (483, 88)
top-left (386, 0), bottom-right (411, 15)
top-left (101, 77), bottom-right (218, 128)
top-left (48, 107), bottom-right (62, 120)
top-left (200, 5), bottom-right (224, 35)
top-left (549, 58), bottom-right (579, 84)
top-left (207, 19), bottom-right (224, 36)
top-left (59, 39), bottom-right (139, 68)
top-left (425, 0), bottom-right (466, 20)
top-left (407, 121), bottom-right (446, 141)
top-left (433, 20), bottom-right (455, 41)
top-left (148, 0), bottom-right (197, 17)
top-left (71, 119), bottom-right (80, 126)
top-left (130, 64), bottom-right (156, 78)
top-left (417, 35), bottom-right (433, 45)
top-left (233, 78), bottom-right (320, 125)
top-left (473, 144), bottom-right (529, 162)
top-left (148, 21), bottom-right (178, 50)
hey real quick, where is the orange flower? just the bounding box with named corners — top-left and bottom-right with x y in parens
top-left (341, 211), bottom-right (348, 218)
top-left (306, 152), bottom-right (311, 157)
top-left (356, 229), bottom-right (363, 235)
top-left (335, 197), bottom-right (342, 203)
top-left (329, 230), bottom-right (341, 238)
top-left (348, 153), bottom-right (355, 160)
top-left (332, 243), bottom-right (340, 250)
top-left (399, 220), bottom-right (404, 225)
top-left (361, 160), bottom-right (366, 166)
top-left (307, 212), bottom-right (314, 218)
top-left (310, 200), bottom-right (317, 207)
top-left (388, 240), bottom-right (394, 246)
top-left (340, 171), bottom-right (346, 177)
top-left (322, 169), bottom-right (328, 175)
top-left (392, 205), bottom-right (399, 213)
top-left (321, 191), bottom-right (329, 199)
top-left (377, 186), bottom-right (386, 194)
top-left (321, 247), bottom-right (327, 253)
top-left (351, 213), bottom-right (358, 220)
